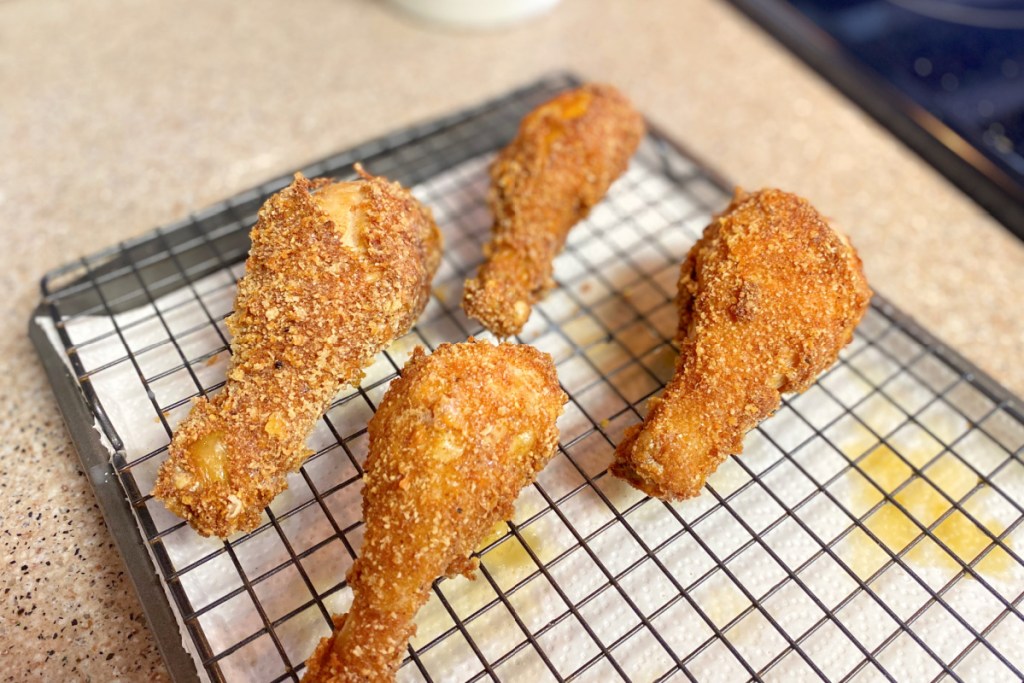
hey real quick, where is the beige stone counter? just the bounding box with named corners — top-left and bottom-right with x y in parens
top-left (2, 0), bottom-right (1022, 679)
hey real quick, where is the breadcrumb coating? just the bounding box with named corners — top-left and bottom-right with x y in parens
top-left (303, 340), bottom-right (566, 682)
top-left (463, 83), bottom-right (644, 337)
top-left (152, 168), bottom-right (441, 537)
top-left (611, 189), bottom-right (871, 500)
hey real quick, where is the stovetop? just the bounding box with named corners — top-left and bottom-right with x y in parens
top-left (730, 0), bottom-right (1024, 239)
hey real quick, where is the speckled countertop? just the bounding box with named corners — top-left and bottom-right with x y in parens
top-left (3, 0), bottom-right (1023, 680)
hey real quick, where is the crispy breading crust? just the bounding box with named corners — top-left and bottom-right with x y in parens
top-left (303, 340), bottom-right (566, 682)
top-left (463, 83), bottom-right (644, 337)
top-left (611, 189), bottom-right (872, 500)
top-left (152, 169), bottom-right (441, 537)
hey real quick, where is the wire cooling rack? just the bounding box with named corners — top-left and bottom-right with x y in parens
top-left (30, 74), bottom-right (1024, 683)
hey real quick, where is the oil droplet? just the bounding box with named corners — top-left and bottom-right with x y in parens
top-left (849, 444), bottom-right (1011, 579)
top-left (477, 520), bottom-right (509, 551)
top-left (476, 521), bottom-right (546, 572)
top-left (702, 579), bottom-right (750, 632)
top-left (431, 285), bottom-right (449, 305)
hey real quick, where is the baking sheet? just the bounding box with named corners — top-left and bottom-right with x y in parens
top-left (33, 79), bottom-right (1024, 683)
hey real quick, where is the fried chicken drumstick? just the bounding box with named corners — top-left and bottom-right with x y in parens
top-left (612, 189), bottom-right (871, 500)
top-left (153, 169), bottom-right (441, 537)
top-left (463, 83), bottom-right (644, 337)
top-left (303, 340), bottom-right (566, 682)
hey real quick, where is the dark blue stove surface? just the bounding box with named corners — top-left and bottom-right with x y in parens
top-left (731, 0), bottom-right (1024, 238)
top-left (792, 1), bottom-right (1024, 179)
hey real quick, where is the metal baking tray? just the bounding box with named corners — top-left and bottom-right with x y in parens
top-left (29, 74), bottom-right (1024, 682)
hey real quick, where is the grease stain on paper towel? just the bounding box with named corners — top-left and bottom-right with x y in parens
top-left (846, 441), bottom-right (1012, 579)
top-left (477, 521), bottom-right (547, 572)
top-left (410, 522), bottom-right (547, 648)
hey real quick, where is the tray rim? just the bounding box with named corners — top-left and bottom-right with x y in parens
top-left (28, 71), bottom-right (1024, 683)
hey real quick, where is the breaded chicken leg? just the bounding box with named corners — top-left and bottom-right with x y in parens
top-left (463, 83), bottom-right (644, 337)
top-left (611, 189), bottom-right (871, 500)
top-left (303, 340), bottom-right (566, 682)
top-left (153, 168), bottom-right (442, 537)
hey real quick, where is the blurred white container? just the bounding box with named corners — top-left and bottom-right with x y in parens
top-left (389, 0), bottom-right (561, 28)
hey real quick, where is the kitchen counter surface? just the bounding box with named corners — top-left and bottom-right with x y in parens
top-left (3, 0), bottom-right (1022, 679)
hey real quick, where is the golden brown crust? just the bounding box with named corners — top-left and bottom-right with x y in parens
top-left (611, 189), bottom-right (872, 500)
top-left (302, 340), bottom-right (566, 682)
top-left (463, 83), bottom-right (644, 337)
top-left (152, 170), bottom-right (442, 537)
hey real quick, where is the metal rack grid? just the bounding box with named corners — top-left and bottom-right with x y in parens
top-left (30, 74), bottom-right (1024, 682)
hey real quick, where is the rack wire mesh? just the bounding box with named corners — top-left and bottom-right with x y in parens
top-left (31, 74), bottom-right (1024, 683)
